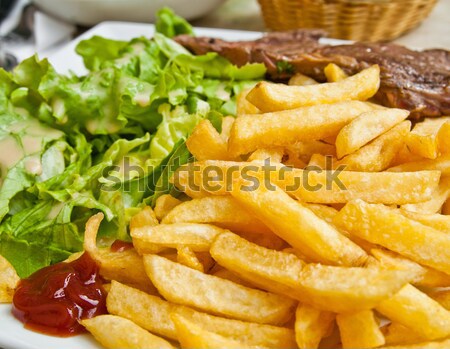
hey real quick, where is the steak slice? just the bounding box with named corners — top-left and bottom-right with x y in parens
top-left (175, 31), bottom-right (450, 119)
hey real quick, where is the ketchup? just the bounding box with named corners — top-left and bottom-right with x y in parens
top-left (110, 239), bottom-right (133, 253)
top-left (12, 252), bottom-right (107, 337)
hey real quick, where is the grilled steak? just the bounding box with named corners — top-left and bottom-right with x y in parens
top-left (175, 31), bottom-right (450, 119)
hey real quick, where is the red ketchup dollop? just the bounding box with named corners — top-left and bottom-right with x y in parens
top-left (12, 252), bottom-right (107, 337)
top-left (110, 239), bottom-right (134, 253)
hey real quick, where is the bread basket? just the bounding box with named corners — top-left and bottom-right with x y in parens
top-left (257, 0), bottom-right (438, 41)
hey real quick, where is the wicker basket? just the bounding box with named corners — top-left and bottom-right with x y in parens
top-left (257, 0), bottom-right (438, 41)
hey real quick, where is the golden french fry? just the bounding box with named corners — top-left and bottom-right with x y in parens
top-left (131, 223), bottom-right (225, 253)
top-left (286, 140), bottom-right (336, 163)
top-left (129, 206), bottom-right (159, 231)
top-left (210, 232), bottom-right (411, 313)
top-left (428, 289), bottom-right (450, 311)
top-left (376, 284), bottom-right (450, 340)
top-left (371, 248), bottom-right (450, 288)
top-left (237, 89), bottom-right (260, 115)
top-left (193, 251), bottom-right (215, 273)
top-left (335, 108), bottom-right (409, 159)
top-left (334, 200), bottom-right (450, 274)
top-left (177, 246), bottom-right (204, 272)
top-left (304, 204), bottom-right (339, 224)
top-left (380, 338), bottom-right (450, 349)
top-left (0, 254), bottom-right (19, 303)
top-left (173, 160), bottom-right (440, 205)
top-left (399, 210), bottom-right (450, 233)
top-left (401, 176), bottom-right (450, 214)
top-left (288, 73), bottom-right (318, 86)
top-left (383, 322), bottom-right (426, 346)
top-left (154, 194), bottom-right (182, 221)
top-left (228, 101), bottom-right (373, 156)
top-left (295, 304), bottom-right (335, 349)
top-left (324, 63), bottom-right (348, 82)
top-left (246, 65), bottom-right (380, 112)
top-left (230, 181), bottom-right (368, 266)
top-left (171, 313), bottom-right (259, 349)
top-left (161, 196), bottom-right (271, 235)
top-left (220, 116), bottom-right (235, 142)
top-left (406, 117), bottom-right (450, 159)
top-left (336, 310), bottom-right (385, 349)
top-left (388, 154), bottom-right (450, 175)
top-left (107, 280), bottom-right (182, 340)
top-left (389, 143), bottom-right (424, 167)
top-left (211, 267), bottom-right (255, 288)
top-left (248, 147), bottom-right (284, 163)
top-left (332, 121), bottom-right (410, 171)
top-left (143, 254), bottom-right (296, 325)
top-left (81, 314), bottom-right (174, 349)
top-left (187, 119), bottom-right (233, 161)
top-left (174, 306), bottom-right (297, 348)
top-left (83, 214), bottom-right (157, 294)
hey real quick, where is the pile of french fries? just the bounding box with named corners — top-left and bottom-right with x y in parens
top-left (4, 63), bottom-right (450, 349)
top-left (84, 64), bottom-right (450, 349)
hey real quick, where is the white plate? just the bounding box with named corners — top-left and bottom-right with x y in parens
top-left (0, 21), bottom-right (348, 349)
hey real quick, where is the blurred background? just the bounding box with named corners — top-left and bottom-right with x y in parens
top-left (0, 0), bottom-right (449, 70)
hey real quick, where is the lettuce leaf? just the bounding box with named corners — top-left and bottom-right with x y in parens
top-left (0, 8), bottom-right (266, 277)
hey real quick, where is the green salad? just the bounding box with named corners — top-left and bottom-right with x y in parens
top-left (0, 8), bottom-right (266, 278)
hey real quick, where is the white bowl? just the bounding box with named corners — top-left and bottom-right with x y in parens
top-left (32, 0), bottom-right (225, 26)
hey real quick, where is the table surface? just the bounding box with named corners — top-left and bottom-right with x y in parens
top-left (193, 0), bottom-right (450, 49)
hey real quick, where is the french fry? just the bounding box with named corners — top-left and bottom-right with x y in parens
top-left (406, 117), bottom-right (450, 159)
top-left (177, 246), bottom-right (204, 272)
top-left (383, 322), bottom-right (426, 346)
top-left (399, 209), bottom-right (450, 233)
top-left (154, 194), bottom-right (182, 221)
top-left (285, 140), bottom-right (336, 163)
top-left (228, 101), bottom-right (373, 156)
top-left (401, 176), bottom-right (450, 214)
top-left (376, 284), bottom-right (450, 340)
top-left (194, 252), bottom-right (215, 273)
top-left (173, 160), bottom-right (440, 204)
top-left (332, 121), bottom-right (410, 171)
top-left (246, 65), bottom-right (380, 112)
top-left (295, 304), bottom-right (335, 349)
top-left (161, 196), bottom-right (271, 235)
top-left (335, 108), bottom-right (409, 159)
top-left (334, 200), bottom-right (450, 274)
top-left (324, 63), bottom-right (348, 82)
top-left (174, 306), bottom-right (297, 348)
top-left (371, 248), bottom-right (450, 288)
top-left (248, 147), bottom-right (284, 163)
top-left (380, 338), bottom-right (450, 349)
top-left (211, 267), bottom-right (255, 288)
top-left (428, 289), bottom-right (450, 311)
top-left (304, 204), bottom-right (339, 224)
top-left (388, 154), bottom-right (450, 175)
top-left (230, 181), bottom-right (368, 266)
top-left (220, 116), bottom-right (235, 142)
top-left (131, 223), bottom-right (225, 253)
top-left (129, 205), bottom-right (159, 231)
top-left (336, 310), bottom-right (385, 349)
top-left (237, 88), bottom-right (260, 115)
top-left (107, 281), bottom-right (180, 339)
top-left (171, 313), bottom-right (257, 349)
top-left (81, 314), bottom-right (174, 349)
top-left (210, 232), bottom-right (411, 313)
top-left (389, 143), bottom-right (424, 167)
top-left (143, 254), bottom-right (296, 325)
top-left (187, 119), bottom-right (233, 161)
top-left (0, 254), bottom-right (19, 303)
top-left (288, 73), bottom-right (318, 86)
top-left (83, 214), bottom-right (157, 294)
